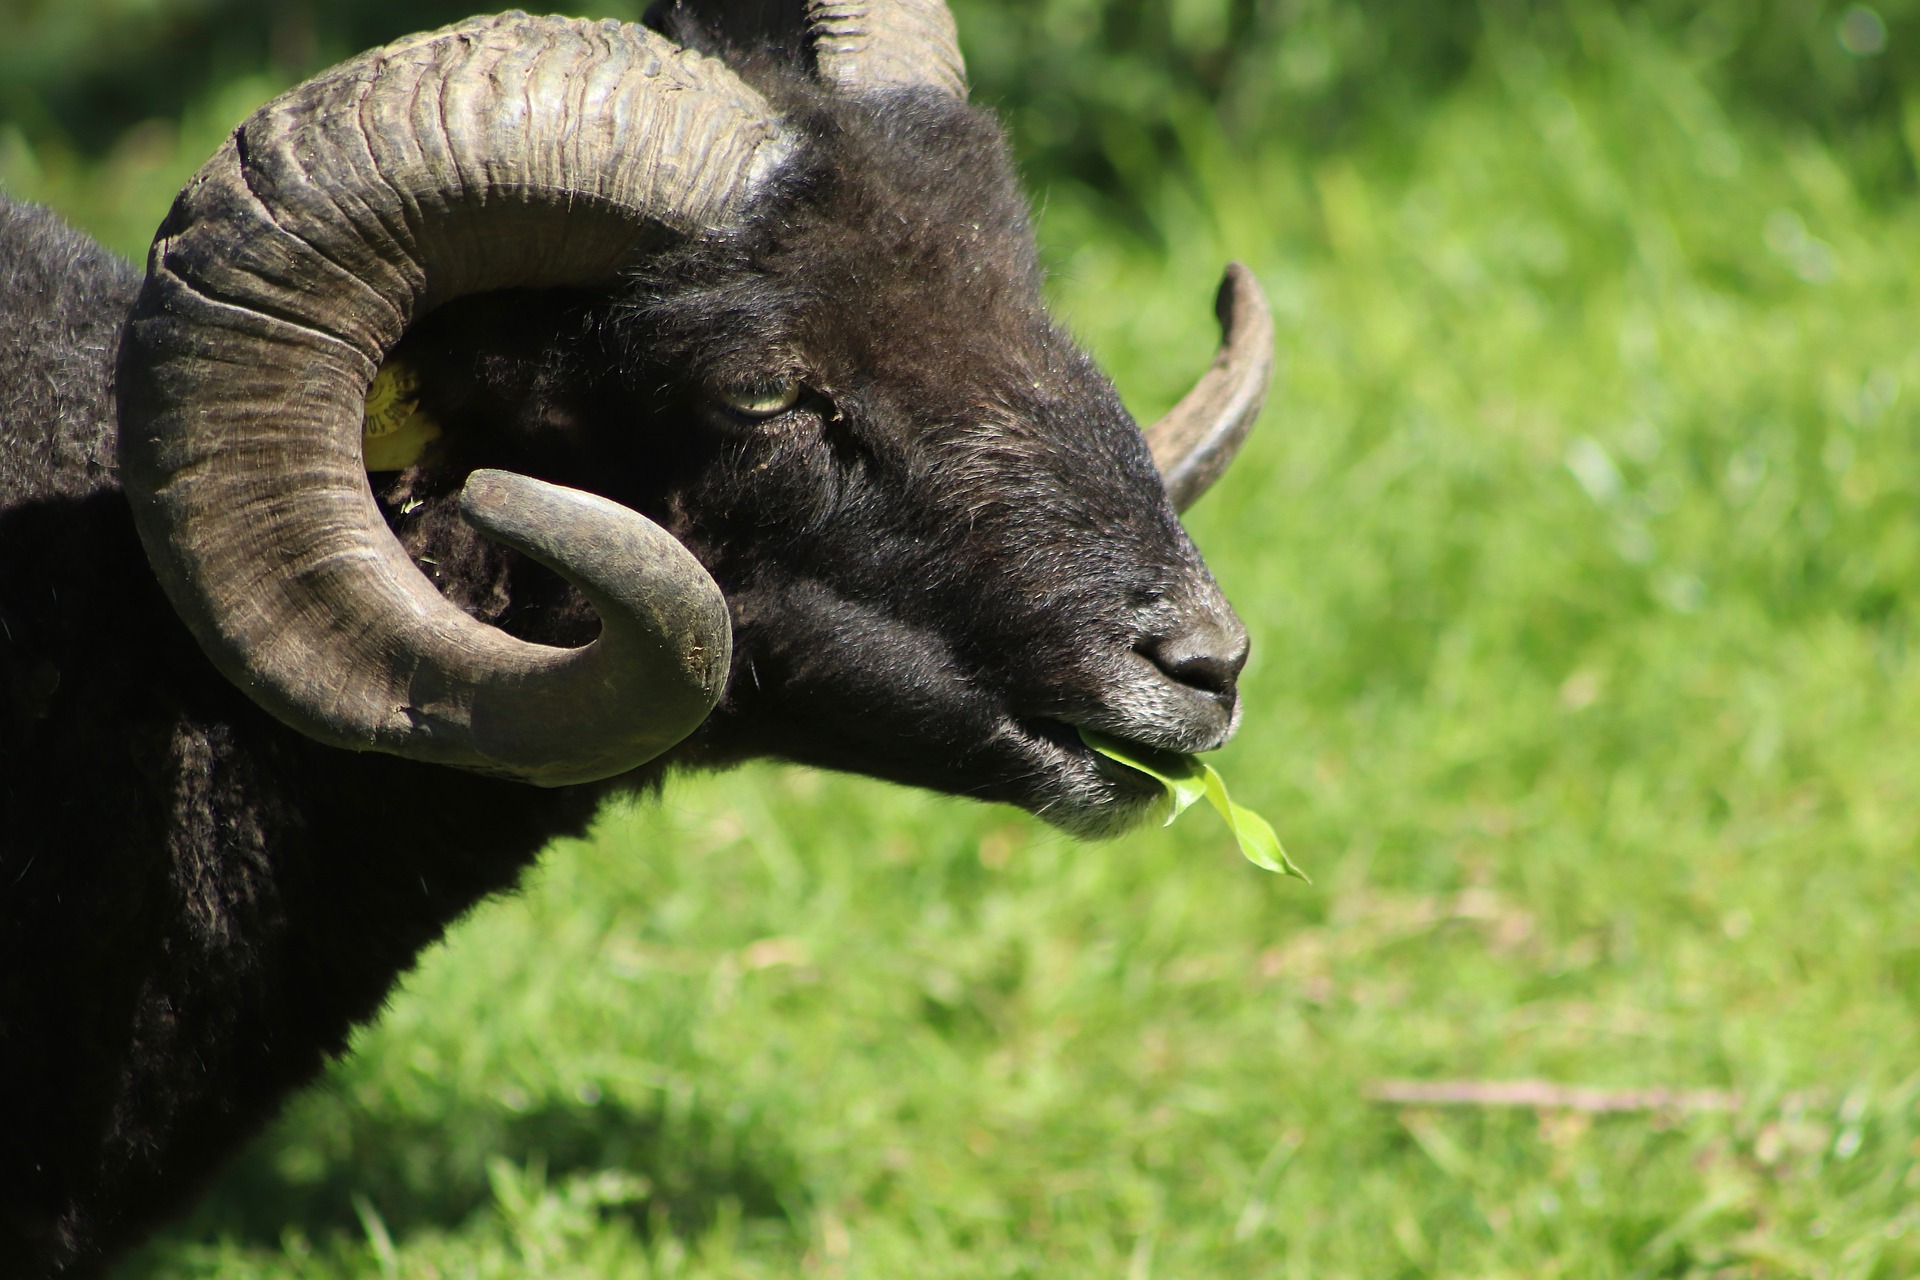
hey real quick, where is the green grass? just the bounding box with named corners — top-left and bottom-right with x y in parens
top-left (20, 8), bottom-right (1920, 1277)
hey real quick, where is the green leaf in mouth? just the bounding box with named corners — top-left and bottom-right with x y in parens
top-left (1078, 728), bottom-right (1309, 882)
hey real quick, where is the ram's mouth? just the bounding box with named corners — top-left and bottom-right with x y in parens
top-left (1005, 716), bottom-right (1167, 837)
top-left (1028, 718), bottom-right (1165, 786)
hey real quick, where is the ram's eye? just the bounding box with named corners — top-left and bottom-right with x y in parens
top-left (716, 379), bottom-right (802, 420)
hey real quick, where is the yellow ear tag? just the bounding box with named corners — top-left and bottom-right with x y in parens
top-left (362, 358), bottom-right (444, 471)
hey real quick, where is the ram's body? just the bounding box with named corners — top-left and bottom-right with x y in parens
top-left (1, 200), bottom-right (606, 1272)
top-left (0, 7), bottom-right (1264, 1274)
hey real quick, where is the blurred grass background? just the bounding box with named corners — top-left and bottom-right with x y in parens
top-left (8, 0), bottom-right (1920, 1275)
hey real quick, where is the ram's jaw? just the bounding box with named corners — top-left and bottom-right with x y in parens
top-left (666, 690), bottom-right (1176, 841)
top-left (653, 575), bottom-right (1238, 838)
top-left (989, 646), bottom-right (1245, 838)
top-left (991, 718), bottom-right (1173, 838)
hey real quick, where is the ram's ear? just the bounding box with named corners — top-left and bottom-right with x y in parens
top-left (642, 0), bottom-right (813, 69)
top-left (382, 290), bottom-right (617, 476)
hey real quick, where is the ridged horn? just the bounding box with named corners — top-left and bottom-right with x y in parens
top-left (1146, 262), bottom-right (1274, 512)
top-left (118, 13), bottom-right (795, 786)
top-left (808, 0), bottom-right (967, 97)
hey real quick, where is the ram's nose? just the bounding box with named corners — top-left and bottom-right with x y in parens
top-left (1106, 590), bottom-right (1249, 755)
top-left (1141, 606), bottom-right (1248, 708)
top-left (1142, 612), bottom-right (1248, 701)
top-left (1083, 588), bottom-right (1250, 755)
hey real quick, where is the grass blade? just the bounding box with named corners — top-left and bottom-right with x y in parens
top-left (1079, 729), bottom-right (1305, 879)
top-left (1200, 762), bottom-right (1308, 881)
top-left (1079, 728), bottom-right (1206, 823)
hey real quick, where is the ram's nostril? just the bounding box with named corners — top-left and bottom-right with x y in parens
top-left (1140, 618), bottom-right (1249, 699)
top-left (1158, 650), bottom-right (1239, 696)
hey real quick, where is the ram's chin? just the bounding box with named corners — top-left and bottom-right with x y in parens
top-left (1030, 782), bottom-right (1163, 838)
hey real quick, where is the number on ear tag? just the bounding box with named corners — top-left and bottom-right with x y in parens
top-left (363, 359), bottom-right (444, 471)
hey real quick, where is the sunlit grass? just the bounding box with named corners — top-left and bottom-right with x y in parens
top-left (51, 9), bottom-right (1920, 1277)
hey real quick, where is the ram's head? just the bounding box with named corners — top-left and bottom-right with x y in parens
top-left (117, 2), bottom-right (1270, 836)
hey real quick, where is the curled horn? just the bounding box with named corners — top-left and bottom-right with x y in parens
top-left (118, 13), bottom-right (795, 786)
top-left (1146, 263), bottom-right (1275, 512)
top-left (808, 0), bottom-right (967, 97)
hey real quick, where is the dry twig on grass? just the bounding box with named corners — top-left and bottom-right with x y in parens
top-left (1366, 1079), bottom-right (1743, 1114)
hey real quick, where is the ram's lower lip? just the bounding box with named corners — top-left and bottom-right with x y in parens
top-left (1001, 716), bottom-right (1166, 836)
top-left (1025, 718), bottom-right (1160, 786)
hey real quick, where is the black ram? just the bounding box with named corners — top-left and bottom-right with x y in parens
top-left (0, 2), bottom-right (1270, 1273)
